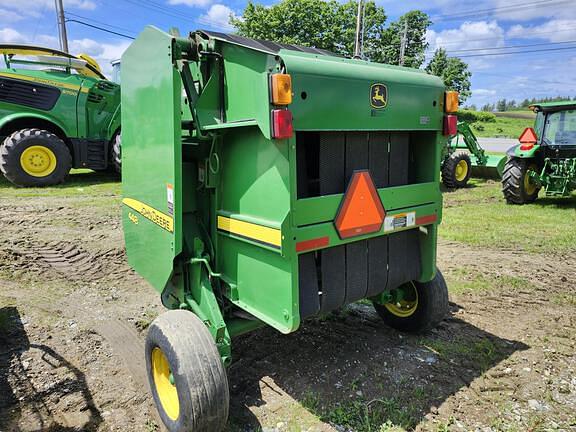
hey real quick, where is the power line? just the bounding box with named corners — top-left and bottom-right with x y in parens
top-left (65, 19), bottom-right (135, 39)
top-left (430, 26), bottom-right (576, 47)
top-left (428, 39), bottom-right (576, 56)
top-left (430, 0), bottom-right (571, 22)
top-left (66, 12), bottom-right (138, 35)
top-left (452, 45), bottom-right (576, 58)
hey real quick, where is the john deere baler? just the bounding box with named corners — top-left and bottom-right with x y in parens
top-left (121, 27), bottom-right (450, 431)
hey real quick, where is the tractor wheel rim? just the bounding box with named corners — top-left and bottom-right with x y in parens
top-left (524, 164), bottom-right (538, 195)
top-left (455, 160), bottom-right (469, 182)
top-left (384, 281), bottom-right (419, 318)
top-left (20, 146), bottom-right (57, 177)
top-left (151, 347), bottom-right (180, 421)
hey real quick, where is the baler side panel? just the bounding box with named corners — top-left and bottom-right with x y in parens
top-left (121, 27), bottom-right (183, 293)
top-left (216, 126), bottom-right (296, 332)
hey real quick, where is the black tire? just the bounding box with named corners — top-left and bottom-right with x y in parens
top-left (111, 132), bottom-right (121, 174)
top-left (145, 310), bottom-right (229, 432)
top-left (373, 269), bottom-right (449, 333)
top-left (501, 157), bottom-right (540, 205)
top-left (442, 152), bottom-right (472, 189)
top-left (0, 128), bottom-right (71, 187)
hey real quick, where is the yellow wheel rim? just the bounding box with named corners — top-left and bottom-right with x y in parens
top-left (20, 145), bottom-right (57, 177)
top-left (384, 282), bottom-right (419, 318)
top-left (455, 159), bottom-right (469, 182)
top-left (151, 347), bottom-right (180, 421)
top-left (524, 164), bottom-right (538, 196)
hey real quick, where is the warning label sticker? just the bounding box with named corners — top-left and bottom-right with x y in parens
top-left (384, 212), bottom-right (416, 232)
top-left (166, 184), bottom-right (174, 216)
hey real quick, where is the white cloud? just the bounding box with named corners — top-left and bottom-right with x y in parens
top-left (0, 8), bottom-right (25, 22)
top-left (427, 20), bottom-right (505, 54)
top-left (473, 88), bottom-right (497, 96)
top-left (0, 28), bottom-right (27, 43)
top-left (198, 4), bottom-right (235, 30)
top-left (0, 0), bottom-right (95, 21)
top-left (168, 0), bottom-right (213, 8)
top-left (507, 19), bottom-right (576, 42)
top-left (492, 0), bottom-right (576, 22)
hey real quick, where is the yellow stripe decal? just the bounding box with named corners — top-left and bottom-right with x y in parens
top-left (0, 72), bottom-right (84, 92)
top-left (217, 216), bottom-right (281, 249)
top-left (122, 198), bottom-right (174, 233)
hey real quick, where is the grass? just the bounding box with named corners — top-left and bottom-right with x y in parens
top-left (440, 178), bottom-right (576, 254)
top-left (420, 337), bottom-right (500, 372)
top-left (470, 113), bottom-right (535, 138)
top-left (301, 393), bottom-right (419, 432)
top-left (0, 169), bottom-right (120, 198)
top-left (446, 267), bottom-right (535, 295)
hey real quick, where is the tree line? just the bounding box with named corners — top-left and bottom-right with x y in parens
top-left (231, 0), bottom-right (472, 102)
top-left (479, 96), bottom-right (576, 112)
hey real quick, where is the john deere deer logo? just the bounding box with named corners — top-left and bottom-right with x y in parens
top-left (370, 83), bottom-right (388, 109)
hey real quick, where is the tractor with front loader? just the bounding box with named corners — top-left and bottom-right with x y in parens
top-left (442, 120), bottom-right (506, 188)
top-left (0, 45), bottom-right (121, 187)
top-left (502, 101), bottom-right (576, 204)
top-left (122, 27), bottom-right (455, 431)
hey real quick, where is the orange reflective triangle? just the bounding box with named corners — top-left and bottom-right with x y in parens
top-left (334, 170), bottom-right (386, 239)
top-left (519, 127), bottom-right (538, 143)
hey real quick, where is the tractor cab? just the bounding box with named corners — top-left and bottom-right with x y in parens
top-left (536, 103), bottom-right (576, 158)
top-left (502, 101), bottom-right (576, 203)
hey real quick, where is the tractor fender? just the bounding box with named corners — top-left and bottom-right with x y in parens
top-left (0, 112), bottom-right (72, 142)
top-left (506, 143), bottom-right (540, 159)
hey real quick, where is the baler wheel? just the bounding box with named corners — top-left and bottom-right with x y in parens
top-left (145, 310), bottom-right (229, 432)
top-left (442, 152), bottom-right (472, 189)
top-left (373, 269), bottom-right (449, 333)
top-left (501, 157), bottom-right (540, 204)
top-left (0, 128), bottom-right (71, 187)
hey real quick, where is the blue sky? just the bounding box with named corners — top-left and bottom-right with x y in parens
top-left (1, 0), bottom-right (575, 107)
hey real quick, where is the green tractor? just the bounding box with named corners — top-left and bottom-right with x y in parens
top-left (0, 45), bottom-right (121, 187)
top-left (502, 101), bottom-right (576, 204)
top-left (442, 119), bottom-right (506, 189)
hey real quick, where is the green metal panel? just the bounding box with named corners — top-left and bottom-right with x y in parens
top-left (281, 51), bottom-right (444, 131)
top-left (121, 26), bottom-right (183, 292)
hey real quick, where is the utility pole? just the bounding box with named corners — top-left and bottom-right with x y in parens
top-left (353, 0), bottom-right (363, 59)
top-left (55, 0), bottom-right (69, 53)
top-left (399, 21), bottom-right (408, 66)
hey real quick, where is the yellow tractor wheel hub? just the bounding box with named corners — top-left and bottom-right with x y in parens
top-left (151, 347), bottom-right (180, 421)
top-left (384, 282), bottom-right (419, 318)
top-left (524, 164), bottom-right (538, 195)
top-left (455, 159), bottom-right (469, 182)
top-left (20, 145), bottom-right (57, 177)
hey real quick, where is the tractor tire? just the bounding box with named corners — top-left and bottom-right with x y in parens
top-left (0, 128), bottom-right (71, 187)
top-left (442, 152), bottom-right (472, 189)
top-left (111, 132), bottom-right (121, 174)
top-left (145, 310), bottom-right (229, 432)
top-left (501, 157), bottom-right (540, 205)
top-left (373, 269), bottom-right (449, 333)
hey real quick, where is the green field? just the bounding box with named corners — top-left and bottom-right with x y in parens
top-left (439, 178), bottom-right (576, 254)
top-left (468, 114), bottom-right (535, 139)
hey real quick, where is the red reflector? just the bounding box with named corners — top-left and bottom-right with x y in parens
top-left (416, 214), bottom-right (437, 225)
top-left (443, 115), bottom-right (457, 136)
top-left (519, 127), bottom-right (538, 144)
top-left (520, 142), bottom-right (534, 151)
top-left (519, 128), bottom-right (538, 150)
top-left (334, 170), bottom-right (385, 239)
top-left (296, 236), bottom-right (330, 252)
top-left (272, 109), bottom-right (293, 139)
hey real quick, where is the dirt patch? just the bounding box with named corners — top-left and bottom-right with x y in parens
top-left (0, 175), bottom-right (575, 431)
